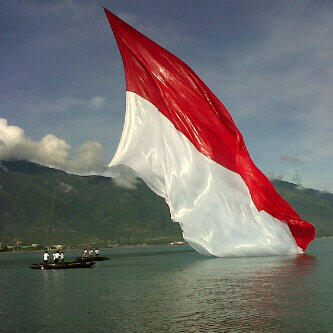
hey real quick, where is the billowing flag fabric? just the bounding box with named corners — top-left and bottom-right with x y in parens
top-left (104, 8), bottom-right (315, 257)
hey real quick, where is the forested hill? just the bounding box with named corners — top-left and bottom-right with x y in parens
top-left (0, 160), bottom-right (332, 246)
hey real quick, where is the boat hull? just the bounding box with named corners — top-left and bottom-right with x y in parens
top-left (30, 261), bottom-right (95, 269)
top-left (75, 256), bottom-right (108, 262)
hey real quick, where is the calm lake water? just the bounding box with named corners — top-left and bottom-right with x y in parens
top-left (0, 239), bottom-right (332, 332)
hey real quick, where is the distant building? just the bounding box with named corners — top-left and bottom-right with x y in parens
top-left (170, 241), bottom-right (186, 245)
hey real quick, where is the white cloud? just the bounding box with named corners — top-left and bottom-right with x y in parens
top-left (0, 118), bottom-right (106, 173)
top-left (46, 97), bottom-right (83, 113)
top-left (0, 118), bottom-right (38, 162)
top-left (38, 134), bottom-right (71, 167)
top-left (26, 96), bottom-right (107, 116)
top-left (103, 164), bottom-right (139, 189)
top-left (89, 96), bottom-right (106, 110)
top-left (69, 141), bottom-right (105, 172)
top-left (113, 177), bottom-right (139, 190)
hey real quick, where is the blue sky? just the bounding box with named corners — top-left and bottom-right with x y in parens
top-left (0, 0), bottom-right (332, 191)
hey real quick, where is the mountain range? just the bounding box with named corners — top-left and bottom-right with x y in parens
top-left (0, 160), bottom-right (332, 246)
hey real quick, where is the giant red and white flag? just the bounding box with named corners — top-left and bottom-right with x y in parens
top-left (104, 8), bottom-right (315, 257)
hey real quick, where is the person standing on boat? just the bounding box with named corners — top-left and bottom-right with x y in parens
top-left (60, 252), bottom-right (64, 263)
top-left (88, 249), bottom-right (94, 257)
top-left (83, 249), bottom-right (88, 258)
top-left (94, 248), bottom-right (100, 257)
top-left (43, 250), bottom-right (49, 264)
top-left (53, 250), bottom-right (60, 264)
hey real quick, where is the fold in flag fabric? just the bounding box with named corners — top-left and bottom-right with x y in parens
top-left (104, 8), bottom-right (315, 257)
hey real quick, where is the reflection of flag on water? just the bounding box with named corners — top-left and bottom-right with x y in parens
top-left (104, 8), bottom-right (315, 257)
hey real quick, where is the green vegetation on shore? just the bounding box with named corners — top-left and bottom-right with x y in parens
top-left (0, 160), bottom-right (332, 247)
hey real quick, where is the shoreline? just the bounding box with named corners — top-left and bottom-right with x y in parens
top-left (1, 236), bottom-right (332, 254)
top-left (0, 242), bottom-right (188, 253)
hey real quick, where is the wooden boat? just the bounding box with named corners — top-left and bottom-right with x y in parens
top-left (75, 256), bottom-right (109, 262)
top-left (30, 261), bottom-right (95, 269)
